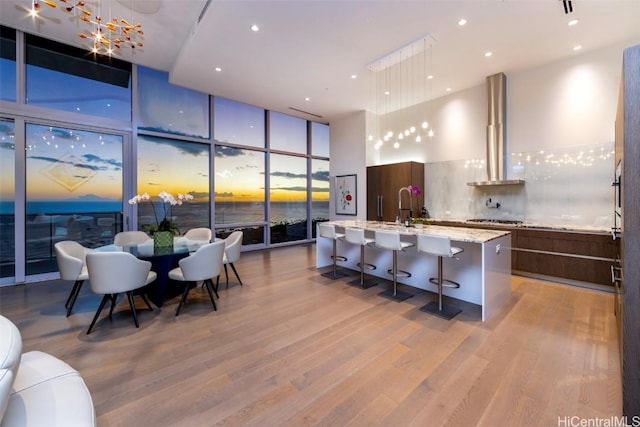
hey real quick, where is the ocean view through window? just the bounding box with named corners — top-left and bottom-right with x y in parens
top-left (24, 124), bottom-right (124, 275)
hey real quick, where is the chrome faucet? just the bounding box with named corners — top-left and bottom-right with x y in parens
top-left (397, 186), bottom-right (413, 222)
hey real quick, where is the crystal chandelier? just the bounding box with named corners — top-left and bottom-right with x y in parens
top-left (28, 0), bottom-right (144, 55)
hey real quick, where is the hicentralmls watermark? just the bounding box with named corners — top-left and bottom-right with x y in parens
top-left (557, 416), bottom-right (640, 427)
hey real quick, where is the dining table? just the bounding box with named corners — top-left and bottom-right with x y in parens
top-left (96, 237), bottom-right (210, 307)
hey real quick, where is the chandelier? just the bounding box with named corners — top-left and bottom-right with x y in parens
top-left (29, 0), bottom-right (144, 55)
top-left (367, 34), bottom-right (436, 150)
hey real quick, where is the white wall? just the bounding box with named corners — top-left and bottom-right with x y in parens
top-left (329, 110), bottom-right (367, 220)
top-left (509, 44), bottom-right (623, 153)
top-left (330, 41), bottom-right (634, 228)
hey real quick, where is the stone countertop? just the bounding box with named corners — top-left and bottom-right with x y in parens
top-left (428, 218), bottom-right (612, 234)
top-left (326, 220), bottom-right (510, 244)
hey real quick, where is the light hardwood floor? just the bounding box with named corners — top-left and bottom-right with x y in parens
top-left (0, 243), bottom-right (621, 426)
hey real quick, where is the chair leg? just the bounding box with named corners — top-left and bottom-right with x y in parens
top-left (214, 276), bottom-right (220, 297)
top-left (420, 256), bottom-right (461, 320)
top-left (348, 245), bottom-right (376, 289)
top-left (139, 294), bottom-right (154, 311)
top-left (126, 291), bottom-right (140, 328)
top-left (378, 250), bottom-right (413, 302)
top-left (204, 279), bottom-right (217, 311)
top-left (65, 279), bottom-right (84, 317)
top-left (224, 264), bottom-right (229, 287)
top-left (108, 294), bottom-right (118, 318)
top-left (175, 282), bottom-right (192, 316)
top-left (321, 239), bottom-right (348, 279)
top-left (87, 294), bottom-right (110, 334)
top-left (230, 263), bottom-right (243, 286)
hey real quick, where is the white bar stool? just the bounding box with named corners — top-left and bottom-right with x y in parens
top-left (416, 233), bottom-right (464, 320)
top-left (374, 229), bottom-right (414, 301)
top-left (318, 223), bottom-right (348, 279)
top-left (344, 227), bottom-right (377, 289)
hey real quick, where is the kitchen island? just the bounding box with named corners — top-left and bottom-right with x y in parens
top-left (316, 220), bottom-right (512, 321)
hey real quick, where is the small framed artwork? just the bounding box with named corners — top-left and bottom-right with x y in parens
top-left (335, 174), bottom-right (357, 215)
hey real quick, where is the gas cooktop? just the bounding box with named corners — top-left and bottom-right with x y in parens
top-left (467, 219), bottom-right (523, 224)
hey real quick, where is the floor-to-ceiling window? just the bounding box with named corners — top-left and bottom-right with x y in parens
top-left (214, 99), bottom-right (329, 245)
top-left (25, 124), bottom-right (123, 275)
top-left (133, 67), bottom-right (211, 235)
top-left (311, 158), bottom-right (330, 238)
top-left (0, 26), bottom-right (16, 102)
top-left (310, 122), bottom-right (330, 237)
top-left (136, 135), bottom-right (210, 234)
top-left (0, 120), bottom-right (15, 278)
top-left (25, 34), bottom-right (132, 120)
top-left (213, 145), bottom-right (266, 244)
top-left (1, 25), bottom-right (330, 284)
top-left (269, 153), bottom-right (308, 243)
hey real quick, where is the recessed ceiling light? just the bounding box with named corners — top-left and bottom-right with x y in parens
top-left (384, 91), bottom-right (390, 95)
top-left (485, 51), bottom-right (493, 58)
top-left (427, 75), bottom-right (434, 80)
top-left (250, 24), bottom-right (259, 32)
top-left (458, 18), bottom-right (468, 26)
top-left (568, 19), bottom-right (579, 26)
top-left (446, 87), bottom-right (452, 92)
top-left (304, 97), bottom-right (310, 101)
top-left (214, 67), bottom-right (222, 72)
top-left (351, 74), bottom-right (357, 79)
top-left (573, 45), bottom-right (582, 51)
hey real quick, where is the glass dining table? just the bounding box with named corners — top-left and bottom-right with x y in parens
top-left (96, 237), bottom-right (210, 307)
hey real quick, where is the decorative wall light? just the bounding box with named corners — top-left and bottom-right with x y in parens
top-left (28, 0), bottom-right (144, 55)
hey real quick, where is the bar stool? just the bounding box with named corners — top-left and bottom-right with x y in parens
top-left (416, 233), bottom-right (464, 320)
top-left (374, 229), bottom-right (414, 301)
top-left (344, 227), bottom-right (377, 289)
top-left (318, 223), bottom-right (348, 279)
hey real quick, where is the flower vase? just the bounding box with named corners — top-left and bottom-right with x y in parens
top-left (153, 231), bottom-right (173, 255)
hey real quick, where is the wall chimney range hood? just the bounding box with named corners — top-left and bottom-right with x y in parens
top-left (467, 72), bottom-right (524, 186)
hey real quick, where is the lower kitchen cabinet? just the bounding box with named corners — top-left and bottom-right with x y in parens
top-left (430, 220), bottom-right (617, 287)
top-left (513, 229), bottom-right (617, 287)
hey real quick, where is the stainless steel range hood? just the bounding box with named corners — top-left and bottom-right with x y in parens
top-left (467, 72), bottom-right (524, 186)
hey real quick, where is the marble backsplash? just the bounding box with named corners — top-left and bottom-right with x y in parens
top-left (423, 142), bottom-right (615, 229)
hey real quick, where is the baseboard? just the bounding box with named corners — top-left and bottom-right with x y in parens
top-left (512, 270), bottom-right (615, 293)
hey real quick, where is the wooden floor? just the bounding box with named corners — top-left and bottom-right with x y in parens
top-left (0, 243), bottom-right (621, 426)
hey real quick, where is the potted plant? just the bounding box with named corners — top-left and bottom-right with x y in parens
top-left (411, 217), bottom-right (429, 228)
top-left (128, 191), bottom-right (194, 249)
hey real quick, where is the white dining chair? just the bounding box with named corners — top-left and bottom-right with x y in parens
top-left (85, 252), bottom-right (156, 334)
top-left (54, 241), bottom-right (93, 317)
top-left (183, 227), bottom-right (212, 242)
top-left (222, 231), bottom-right (244, 287)
top-left (168, 241), bottom-right (225, 316)
top-left (114, 231), bottom-right (151, 247)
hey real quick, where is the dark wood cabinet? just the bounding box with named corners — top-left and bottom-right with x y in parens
top-left (513, 229), bottom-right (617, 287)
top-left (366, 162), bottom-right (424, 222)
top-left (620, 44), bottom-right (640, 418)
top-left (430, 220), bottom-right (616, 287)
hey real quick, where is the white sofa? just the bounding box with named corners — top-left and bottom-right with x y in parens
top-left (0, 315), bottom-right (96, 427)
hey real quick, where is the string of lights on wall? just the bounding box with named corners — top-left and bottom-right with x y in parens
top-left (28, 0), bottom-right (144, 55)
top-left (464, 146), bottom-right (614, 170)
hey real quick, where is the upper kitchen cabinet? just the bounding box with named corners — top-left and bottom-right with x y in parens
top-left (367, 162), bottom-right (424, 222)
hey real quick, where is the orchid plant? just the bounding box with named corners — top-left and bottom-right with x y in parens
top-left (406, 185), bottom-right (422, 195)
top-left (128, 191), bottom-right (194, 235)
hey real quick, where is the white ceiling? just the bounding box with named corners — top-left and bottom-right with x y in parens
top-left (2, 0), bottom-right (640, 124)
